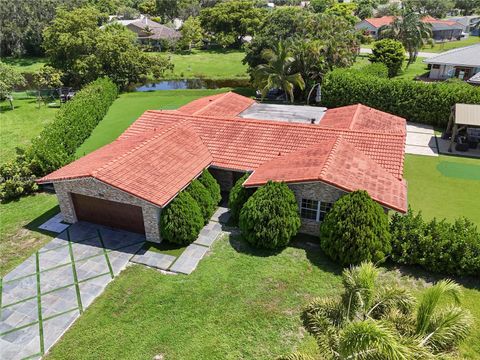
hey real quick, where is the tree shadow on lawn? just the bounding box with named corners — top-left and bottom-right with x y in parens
top-left (382, 261), bottom-right (480, 291)
top-left (228, 231), bottom-right (343, 275)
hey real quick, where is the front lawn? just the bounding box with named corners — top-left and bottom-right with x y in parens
top-left (161, 49), bottom-right (248, 80)
top-left (0, 193), bottom-right (58, 276)
top-left (421, 36), bottom-right (480, 52)
top-left (45, 234), bottom-right (480, 360)
top-left (404, 154), bottom-right (480, 226)
top-left (76, 89), bottom-right (232, 156)
top-left (0, 94), bottom-right (58, 161)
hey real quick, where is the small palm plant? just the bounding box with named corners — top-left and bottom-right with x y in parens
top-left (279, 262), bottom-right (472, 359)
top-left (253, 41), bottom-right (305, 103)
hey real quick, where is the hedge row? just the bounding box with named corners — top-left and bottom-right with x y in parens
top-left (0, 78), bottom-right (118, 201)
top-left (321, 69), bottom-right (480, 127)
top-left (390, 208), bottom-right (480, 277)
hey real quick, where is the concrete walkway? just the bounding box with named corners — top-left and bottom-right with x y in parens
top-left (131, 207), bottom-right (230, 275)
top-left (0, 222), bottom-right (144, 360)
top-left (360, 47), bottom-right (437, 58)
top-left (405, 122), bottom-right (439, 157)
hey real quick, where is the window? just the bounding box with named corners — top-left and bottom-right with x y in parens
top-left (432, 64), bottom-right (440, 69)
top-left (300, 199), bottom-right (333, 222)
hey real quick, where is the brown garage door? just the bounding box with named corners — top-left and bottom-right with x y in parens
top-left (71, 193), bottom-right (145, 234)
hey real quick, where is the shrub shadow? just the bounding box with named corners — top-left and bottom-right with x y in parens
top-left (24, 204), bottom-right (61, 237)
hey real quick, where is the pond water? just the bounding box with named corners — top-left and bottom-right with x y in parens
top-left (135, 78), bottom-right (251, 91)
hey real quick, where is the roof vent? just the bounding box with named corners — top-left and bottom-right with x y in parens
top-left (310, 118), bottom-right (315, 124)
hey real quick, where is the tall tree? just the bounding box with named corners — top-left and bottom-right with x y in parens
top-left (0, 62), bottom-right (26, 110)
top-left (379, 7), bottom-right (432, 66)
top-left (253, 41), bottom-right (305, 102)
top-left (179, 16), bottom-right (204, 50)
top-left (404, 0), bottom-right (455, 19)
top-left (455, 0), bottom-right (480, 15)
top-left (43, 7), bottom-right (173, 87)
top-left (280, 262), bottom-right (473, 359)
top-left (200, 0), bottom-right (266, 48)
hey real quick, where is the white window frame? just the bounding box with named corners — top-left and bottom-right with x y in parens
top-left (300, 198), bottom-right (332, 222)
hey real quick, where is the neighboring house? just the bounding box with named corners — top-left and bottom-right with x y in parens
top-left (356, 15), bottom-right (464, 41)
top-left (424, 44), bottom-right (480, 81)
top-left (38, 92), bottom-right (407, 242)
top-left (113, 17), bottom-right (181, 50)
top-left (447, 15), bottom-right (480, 36)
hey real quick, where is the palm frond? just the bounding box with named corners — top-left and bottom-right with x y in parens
top-left (369, 285), bottom-right (415, 319)
top-left (276, 353), bottom-right (316, 360)
top-left (416, 280), bottom-right (463, 335)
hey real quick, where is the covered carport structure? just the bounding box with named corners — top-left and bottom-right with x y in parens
top-left (446, 103), bottom-right (480, 155)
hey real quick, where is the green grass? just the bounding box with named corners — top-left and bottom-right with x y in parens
top-left (76, 89), bottom-right (232, 156)
top-left (161, 49), bottom-right (248, 79)
top-left (0, 193), bottom-right (58, 276)
top-left (0, 96), bottom-right (58, 161)
top-left (404, 154), bottom-right (480, 225)
top-left (1, 56), bottom-right (47, 73)
top-left (421, 35), bottom-right (480, 52)
top-left (45, 234), bottom-right (480, 360)
top-left (144, 241), bottom-right (187, 258)
top-left (351, 55), bottom-right (428, 79)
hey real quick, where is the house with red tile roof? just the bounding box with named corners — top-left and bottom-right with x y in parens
top-left (356, 15), bottom-right (464, 41)
top-left (38, 92), bottom-right (407, 242)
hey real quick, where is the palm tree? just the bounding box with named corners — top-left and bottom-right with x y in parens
top-left (253, 41), bottom-right (305, 103)
top-left (378, 7), bottom-right (432, 66)
top-left (280, 262), bottom-right (472, 360)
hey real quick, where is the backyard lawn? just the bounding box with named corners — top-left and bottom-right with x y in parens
top-left (421, 35), bottom-right (480, 52)
top-left (44, 234), bottom-right (480, 360)
top-left (1, 56), bottom-right (48, 73)
top-left (0, 94), bottom-right (58, 161)
top-left (351, 55), bottom-right (428, 79)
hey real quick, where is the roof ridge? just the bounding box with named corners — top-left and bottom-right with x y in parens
top-left (92, 119), bottom-right (190, 176)
top-left (320, 136), bottom-right (342, 178)
top-left (145, 110), bottom-right (406, 137)
top-left (349, 104), bottom-right (362, 130)
top-left (192, 91), bottom-right (231, 115)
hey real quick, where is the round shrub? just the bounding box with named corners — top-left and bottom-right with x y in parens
top-left (319, 190), bottom-right (391, 266)
top-left (228, 173), bottom-right (253, 225)
top-left (239, 181), bottom-right (301, 249)
top-left (198, 169), bottom-right (221, 205)
top-left (160, 191), bottom-right (204, 245)
top-left (186, 179), bottom-right (216, 224)
top-left (368, 39), bottom-right (405, 77)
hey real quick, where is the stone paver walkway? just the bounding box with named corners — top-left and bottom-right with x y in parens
top-left (131, 207), bottom-right (230, 274)
top-left (0, 221), bottom-right (145, 360)
top-left (405, 122), bottom-right (439, 157)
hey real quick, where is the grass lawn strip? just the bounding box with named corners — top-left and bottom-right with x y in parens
top-left (35, 251), bottom-right (45, 354)
top-left (96, 230), bottom-right (114, 279)
top-left (66, 229), bottom-right (83, 314)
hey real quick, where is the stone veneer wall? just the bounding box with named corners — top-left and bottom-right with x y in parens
top-left (288, 182), bottom-right (346, 236)
top-left (53, 178), bottom-right (162, 243)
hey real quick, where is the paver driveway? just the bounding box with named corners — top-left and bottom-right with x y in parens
top-left (0, 222), bottom-right (145, 360)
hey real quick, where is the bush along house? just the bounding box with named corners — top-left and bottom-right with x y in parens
top-left (38, 92), bottom-right (407, 242)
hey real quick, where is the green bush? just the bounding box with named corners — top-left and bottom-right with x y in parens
top-left (228, 173), bottom-right (253, 225)
top-left (391, 210), bottom-right (480, 276)
top-left (319, 190), bottom-right (391, 266)
top-left (160, 191), bottom-right (204, 245)
top-left (0, 78), bottom-right (118, 202)
top-left (321, 69), bottom-right (480, 127)
top-left (198, 169), bottom-right (221, 205)
top-left (186, 179), bottom-right (216, 224)
top-left (368, 39), bottom-right (405, 77)
top-left (239, 181), bottom-right (300, 249)
top-left (356, 63), bottom-right (388, 78)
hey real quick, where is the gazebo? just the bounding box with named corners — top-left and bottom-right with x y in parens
top-left (446, 103), bottom-right (480, 153)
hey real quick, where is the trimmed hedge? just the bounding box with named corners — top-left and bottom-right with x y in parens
top-left (321, 69), bottom-right (480, 127)
top-left (186, 179), bottom-right (216, 224)
top-left (198, 169), bottom-right (221, 205)
top-left (0, 78), bottom-right (118, 201)
top-left (239, 181), bottom-right (300, 249)
top-left (319, 190), bottom-right (391, 266)
top-left (159, 191), bottom-right (204, 245)
top-left (28, 77), bottom-right (118, 175)
top-left (390, 208), bottom-right (480, 276)
top-left (228, 173), bottom-right (253, 225)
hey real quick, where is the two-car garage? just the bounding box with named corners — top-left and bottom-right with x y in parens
top-left (71, 193), bottom-right (145, 234)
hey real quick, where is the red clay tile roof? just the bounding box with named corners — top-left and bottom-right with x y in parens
top-left (320, 104), bottom-right (406, 135)
top-left (40, 123), bottom-right (212, 207)
top-left (39, 92), bottom-right (407, 212)
top-left (244, 137), bottom-right (407, 212)
top-left (177, 91), bottom-right (255, 117)
top-left (364, 16), bottom-right (395, 28)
